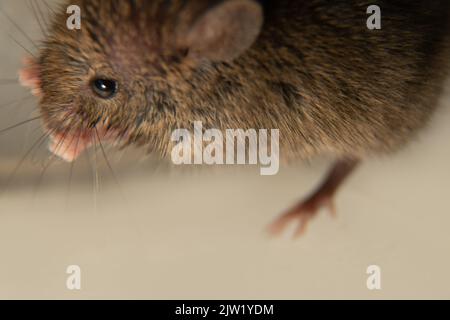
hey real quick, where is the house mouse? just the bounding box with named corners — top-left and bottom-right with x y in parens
top-left (19, 0), bottom-right (450, 237)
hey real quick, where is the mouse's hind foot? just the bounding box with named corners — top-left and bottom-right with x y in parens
top-left (268, 190), bottom-right (337, 238)
top-left (268, 159), bottom-right (359, 239)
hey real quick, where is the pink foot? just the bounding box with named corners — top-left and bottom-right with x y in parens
top-left (269, 191), bottom-right (337, 238)
top-left (268, 159), bottom-right (359, 238)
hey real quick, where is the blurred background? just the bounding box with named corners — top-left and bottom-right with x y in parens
top-left (0, 0), bottom-right (450, 299)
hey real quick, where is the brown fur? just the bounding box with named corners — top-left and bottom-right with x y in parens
top-left (37, 0), bottom-right (450, 162)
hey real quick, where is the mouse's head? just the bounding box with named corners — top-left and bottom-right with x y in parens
top-left (20, 0), bottom-right (263, 161)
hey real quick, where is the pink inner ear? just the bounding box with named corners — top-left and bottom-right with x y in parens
top-left (19, 56), bottom-right (42, 98)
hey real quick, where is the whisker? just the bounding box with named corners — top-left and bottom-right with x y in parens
top-left (84, 140), bottom-right (99, 214)
top-left (29, 128), bottom-right (51, 164)
top-left (7, 33), bottom-right (36, 58)
top-left (41, 0), bottom-right (56, 16)
top-left (27, 0), bottom-right (47, 38)
top-left (0, 116), bottom-right (41, 135)
top-left (0, 7), bottom-right (38, 50)
top-left (4, 98), bottom-right (35, 124)
top-left (65, 160), bottom-right (76, 211)
top-left (0, 79), bottom-right (18, 84)
top-left (65, 133), bottom-right (81, 211)
top-left (92, 132), bottom-right (100, 213)
top-left (36, 0), bottom-right (50, 31)
top-left (0, 131), bottom-right (49, 195)
top-left (0, 95), bottom-right (32, 110)
top-left (32, 127), bottom-right (72, 199)
top-left (94, 127), bottom-right (126, 201)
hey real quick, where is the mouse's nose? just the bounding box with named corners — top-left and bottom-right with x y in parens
top-left (48, 132), bottom-right (90, 162)
top-left (48, 127), bottom-right (120, 162)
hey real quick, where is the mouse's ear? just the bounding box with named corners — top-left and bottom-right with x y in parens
top-left (19, 56), bottom-right (42, 98)
top-left (184, 0), bottom-right (263, 62)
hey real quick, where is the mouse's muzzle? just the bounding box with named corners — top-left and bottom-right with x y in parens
top-left (19, 56), bottom-right (120, 162)
top-left (49, 131), bottom-right (92, 162)
top-left (48, 128), bottom-right (115, 162)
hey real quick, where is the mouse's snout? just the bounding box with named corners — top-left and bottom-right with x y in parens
top-left (19, 56), bottom-right (120, 162)
top-left (48, 131), bottom-right (91, 162)
top-left (48, 128), bottom-right (116, 163)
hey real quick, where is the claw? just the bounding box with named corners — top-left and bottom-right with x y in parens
top-left (268, 159), bottom-right (359, 239)
top-left (268, 193), bottom-right (335, 239)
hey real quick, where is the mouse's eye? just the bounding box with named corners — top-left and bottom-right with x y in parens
top-left (91, 78), bottom-right (118, 99)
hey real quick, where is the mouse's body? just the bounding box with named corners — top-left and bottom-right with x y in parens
top-left (20, 0), bottom-right (450, 236)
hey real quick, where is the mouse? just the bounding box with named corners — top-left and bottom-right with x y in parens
top-left (18, 0), bottom-right (450, 237)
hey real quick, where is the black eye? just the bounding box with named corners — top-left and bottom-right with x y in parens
top-left (91, 78), bottom-right (118, 99)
